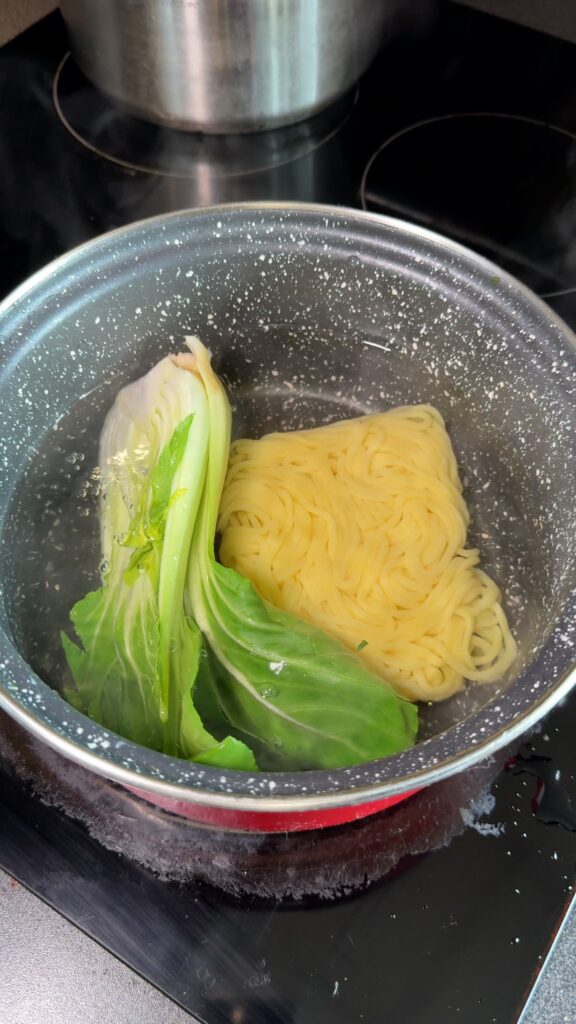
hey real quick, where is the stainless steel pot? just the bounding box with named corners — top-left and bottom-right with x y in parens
top-left (0, 204), bottom-right (575, 832)
top-left (59, 0), bottom-right (396, 133)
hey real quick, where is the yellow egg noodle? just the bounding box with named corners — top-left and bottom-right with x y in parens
top-left (218, 405), bottom-right (516, 703)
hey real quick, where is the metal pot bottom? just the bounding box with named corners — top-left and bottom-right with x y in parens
top-left (124, 784), bottom-right (420, 832)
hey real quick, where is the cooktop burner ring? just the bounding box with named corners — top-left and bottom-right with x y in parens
top-left (361, 111), bottom-right (576, 299)
top-left (53, 52), bottom-right (359, 181)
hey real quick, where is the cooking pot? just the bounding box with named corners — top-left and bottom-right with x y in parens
top-left (59, 0), bottom-right (397, 133)
top-left (0, 204), bottom-right (575, 832)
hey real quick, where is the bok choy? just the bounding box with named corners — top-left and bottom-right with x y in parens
top-left (62, 338), bottom-right (418, 771)
top-left (62, 355), bottom-right (256, 769)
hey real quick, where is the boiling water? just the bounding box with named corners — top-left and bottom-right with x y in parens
top-left (1, 361), bottom-right (530, 746)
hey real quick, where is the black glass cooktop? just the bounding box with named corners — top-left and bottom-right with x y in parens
top-left (2, 6), bottom-right (576, 1023)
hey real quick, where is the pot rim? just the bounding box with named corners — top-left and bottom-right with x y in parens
top-left (2, 663), bottom-right (576, 812)
top-left (1, 201), bottom-right (575, 813)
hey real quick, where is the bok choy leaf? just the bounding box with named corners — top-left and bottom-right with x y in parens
top-left (185, 339), bottom-right (418, 771)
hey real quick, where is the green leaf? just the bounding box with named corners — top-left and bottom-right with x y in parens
top-left (122, 413), bottom-right (193, 554)
top-left (62, 574), bottom-right (163, 751)
top-left (195, 565), bottom-right (418, 770)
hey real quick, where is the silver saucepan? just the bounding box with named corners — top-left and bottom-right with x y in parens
top-left (59, 0), bottom-right (400, 133)
top-left (0, 204), bottom-right (575, 832)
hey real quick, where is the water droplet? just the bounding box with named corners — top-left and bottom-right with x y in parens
top-left (99, 560), bottom-right (109, 575)
top-left (259, 685), bottom-right (278, 699)
top-left (169, 638), bottom-right (179, 653)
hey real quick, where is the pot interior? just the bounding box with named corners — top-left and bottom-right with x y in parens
top-left (0, 206), bottom-right (575, 787)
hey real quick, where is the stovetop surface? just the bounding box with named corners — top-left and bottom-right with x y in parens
top-left (2, 5), bottom-right (576, 1023)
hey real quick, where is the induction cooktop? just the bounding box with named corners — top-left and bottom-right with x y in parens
top-left (2, 6), bottom-right (576, 1023)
